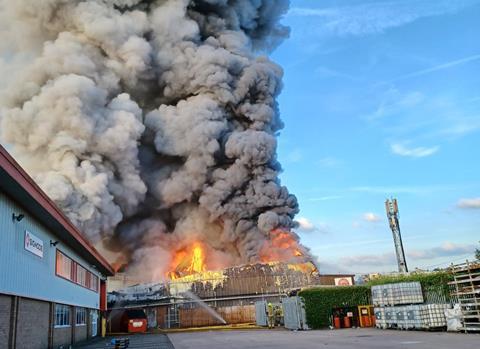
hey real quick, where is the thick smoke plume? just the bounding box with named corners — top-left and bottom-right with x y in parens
top-left (0, 0), bottom-right (308, 280)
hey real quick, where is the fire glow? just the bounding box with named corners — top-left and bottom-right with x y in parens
top-left (167, 243), bottom-right (207, 280)
top-left (167, 229), bottom-right (306, 280)
top-left (259, 229), bottom-right (304, 263)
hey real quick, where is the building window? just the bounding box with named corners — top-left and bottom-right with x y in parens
top-left (76, 264), bottom-right (88, 288)
top-left (76, 308), bottom-right (87, 326)
top-left (55, 250), bottom-right (99, 293)
top-left (56, 250), bottom-right (72, 280)
top-left (55, 304), bottom-right (71, 328)
top-left (90, 274), bottom-right (99, 292)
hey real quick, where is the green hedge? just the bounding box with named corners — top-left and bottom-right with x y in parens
top-left (365, 271), bottom-right (453, 289)
top-left (299, 286), bottom-right (371, 329)
top-left (299, 272), bottom-right (454, 329)
top-left (366, 271), bottom-right (454, 301)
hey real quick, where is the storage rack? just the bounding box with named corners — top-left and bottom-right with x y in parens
top-left (449, 260), bottom-right (480, 333)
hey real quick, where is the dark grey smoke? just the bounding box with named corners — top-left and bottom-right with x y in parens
top-left (0, 0), bottom-right (306, 280)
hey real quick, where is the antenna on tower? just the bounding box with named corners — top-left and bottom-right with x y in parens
top-left (385, 198), bottom-right (408, 273)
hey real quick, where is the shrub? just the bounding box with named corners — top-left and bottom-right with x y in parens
top-left (299, 286), bottom-right (371, 329)
top-left (366, 271), bottom-right (454, 302)
top-left (365, 271), bottom-right (453, 289)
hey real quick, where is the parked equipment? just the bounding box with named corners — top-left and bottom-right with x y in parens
top-left (358, 305), bottom-right (376, 327)
top-left (110, 338), bottom-right (130, 349)
top-left (332, 307), bottom-right (359, 329)
top-left (109, 309), bottom-right (148, 333)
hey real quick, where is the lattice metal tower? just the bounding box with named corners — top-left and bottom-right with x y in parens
top-left (385, 198), bottom-right (408, 273)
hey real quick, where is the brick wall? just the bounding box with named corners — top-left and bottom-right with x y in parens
top-left (75, 325), bottom-right (87, 343)
top-left (0, 294), bottom-right (99, 348)
top-left (16, 298), bottom-right (50, 349)
top-left (0, 294), bottom-right (12, 348)
top-left (53, 327), bottom-right (72, 348)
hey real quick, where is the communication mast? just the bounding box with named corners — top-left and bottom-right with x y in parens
top-left (385, 198), bottom-right (408, 273)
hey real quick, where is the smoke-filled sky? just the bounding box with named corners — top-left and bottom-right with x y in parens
top-left (0, 0), bottom-right (311, 281)
top-left (0, 0), bottom-right (479, 277)
top-left (275, 0), bottom-right (480, 274)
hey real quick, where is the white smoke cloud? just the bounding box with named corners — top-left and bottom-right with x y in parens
top-left (0, 0), bottom-right (304, 280)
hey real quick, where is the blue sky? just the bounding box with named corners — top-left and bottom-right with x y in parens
top-left (274, 0), bottom-right (480, 274)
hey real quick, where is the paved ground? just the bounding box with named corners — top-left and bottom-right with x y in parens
top-left (74, 333), bottom-right (174, 349)
top-left (168, 328), bottom-right (480, 349)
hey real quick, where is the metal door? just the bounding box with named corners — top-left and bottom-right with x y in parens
top-left (166, 305), bottom-right (179, 328)
top-left (91, 310), bottom-right (98, 337)
top-left (255, 301), bottom-right (268, 326)
top-left (146, 308), bottom-right (157, 329)
top-left (283, 297), bottom-right (308, 330)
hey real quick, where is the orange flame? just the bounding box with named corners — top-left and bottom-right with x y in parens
top-left (259, 229), bottom-right (304, 263)
top-left (166, 230), bottom-right (304, 279)
top-left (187, 244), bottom-right (206, 274)
top-left (167, 243), bottom-right (206, 279)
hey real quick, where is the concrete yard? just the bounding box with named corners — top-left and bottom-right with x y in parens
top-left (74, 333), bottom-right (174, 349)
top-left (168, 328), bottom-right (480, 349)
top-left (72, 329), bottom-right (479, 349)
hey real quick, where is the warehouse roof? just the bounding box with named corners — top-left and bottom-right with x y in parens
top-left (0, 145), bottom-right (114, 276)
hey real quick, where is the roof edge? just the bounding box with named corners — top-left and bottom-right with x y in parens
top-left (0, 145), bottom-right (114, 276)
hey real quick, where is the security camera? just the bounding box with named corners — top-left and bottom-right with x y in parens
top-left (12, 213), bottom-right (25, 222)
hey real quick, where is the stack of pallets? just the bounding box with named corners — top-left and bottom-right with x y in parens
top-left (449, 260), bottom-right (480, 333)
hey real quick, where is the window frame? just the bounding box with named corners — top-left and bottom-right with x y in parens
top-left (55, 250), bottom-right (99, 293)
top-left (75, 307), bottom-right (87, 326)
top-left (55, 250), bottom-right (73, 280)
top-left (76, 263), bottom-right (88, 288)
top-left (54, 304), bottom-right (71, 328)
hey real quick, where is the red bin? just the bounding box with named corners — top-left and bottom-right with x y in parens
top-left (334, 316), bottom-right (341, 329)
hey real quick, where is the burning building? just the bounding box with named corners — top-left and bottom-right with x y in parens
top-left (107, 243), bottom-right (352, 329)
top-left (108, 259), bottom-right (322, 329)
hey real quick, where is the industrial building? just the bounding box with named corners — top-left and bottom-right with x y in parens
top-left (0, 145), bottom-right (115, 349)
top-left (108, 261), bottom-right (355, 329)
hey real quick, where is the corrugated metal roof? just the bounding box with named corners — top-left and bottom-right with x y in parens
top-left (0, 145), bottom-right (114, 276)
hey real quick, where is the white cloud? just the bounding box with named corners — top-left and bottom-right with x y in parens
top-left (393, 54), bottom-right (480, 82)
top-left (339, 252), bottom-right (396, 267)
top-left (288, 1), bottom-right (478, 37)
top-left (369, 89), bottom-right (425, 120)
top-left (390, 143), bottom-right (439, 158)
top-left (363, 212), bottom-right (381, 222)
top-left (295, 217), bottom-right (329, 234)
top-left (437, 119), bottom-right (480, 139)
top-left (316, 259), bottom-right (350, 274)
top-left (296, 217), bottom-right (315, 232)
top-left (457, 197), bottom-right (480, 209)
top-left (408, 242), bottom-right (476, 260)
top-left (336, 242), bottom-right (475, 269)
top-left (368, 88), bottom-right (480, 143)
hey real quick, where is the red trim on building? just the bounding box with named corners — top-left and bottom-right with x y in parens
top-left (0, 145), bottom-right (114, 276)
top-left (100, 280), bottom-right (107, 311)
